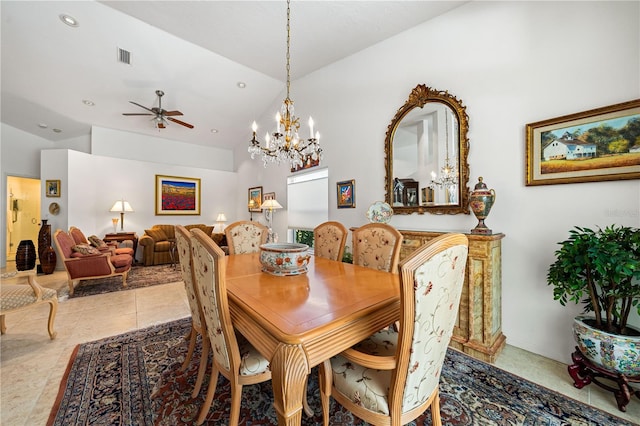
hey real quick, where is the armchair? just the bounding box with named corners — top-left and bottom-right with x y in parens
top-left (69, 226), bottom-right (134, 257)
top-left (53, 229), bottom-right (132, 296)
top-left (140, 224), bottom-right (225, 266)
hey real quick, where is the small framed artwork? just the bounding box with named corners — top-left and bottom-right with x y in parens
top-left (155, 174), bottom-right (201, 215)
top-left (248, 186), bottom-right (263, 212)
top-left (46, 180), bottom-right (61, 197)
top-left (263, 192), bottom-right (276, 202)
top-left (337, 179), bottom-right (355, 208)
top-left (526, 99), bottom-right (640, 186)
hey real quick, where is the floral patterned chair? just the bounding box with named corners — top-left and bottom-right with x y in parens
top-left (319, 233), bottom-right (469, 426)
top-left (174, 225), bottom-right (209, 398)
top-left (189, 229), bottom-right (272, 425)
top-left (224, 221), bottom-right (268, 255)
top-left (352, 223), bottom-right (403, 273)
top-left (314, 221), bottom-right (348, 261)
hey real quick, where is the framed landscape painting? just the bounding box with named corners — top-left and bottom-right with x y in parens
top-left (526, 99), bottom-right (640, 186)
top-left (248, 186), bottom-right (263, 212)
top-left (155, 175), bottom-right (201, 215)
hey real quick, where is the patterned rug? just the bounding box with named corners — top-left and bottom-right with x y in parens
top-left (69, 264), bottom-right (182, 298)
top-left (47, 318), bottom-right (635, 426)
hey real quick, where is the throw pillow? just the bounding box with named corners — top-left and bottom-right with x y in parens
top-left (145, 228), bottom-right (168, 242)
top-left (88, 235), bottom-right (108, 248)
top-left (72, 244), bottom-right (101, 256)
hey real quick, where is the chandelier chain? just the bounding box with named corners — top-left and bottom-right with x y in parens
top-left (248, 0), bottom-right (323, 169)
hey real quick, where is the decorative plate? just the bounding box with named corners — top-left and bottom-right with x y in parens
top-left (366, 201), bottom-right (393, 223)
top-left (48, 202), bottom-right (60, 216)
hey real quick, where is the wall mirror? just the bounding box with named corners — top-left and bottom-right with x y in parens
top-left (384, 84), bottom-right (470, 215)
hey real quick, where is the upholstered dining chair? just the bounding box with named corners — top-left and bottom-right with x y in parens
top-left (174, 225), bottom-right (209, 398)
top-left (224, 220), bottom-right (268, 255)
top-left (189, 228), bottom-right (272, 425)
top-left (314, 221), bottom-right (348, 261)
top-left (352, 223), bottom-right (403, 273)
top-left (318, 233), bottom-right (469, 426)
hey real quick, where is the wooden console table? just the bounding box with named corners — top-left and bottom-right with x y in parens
top-left (399, 229), bottom-right (506, 363)
top-left (104, 232), bottom-right (138, 257)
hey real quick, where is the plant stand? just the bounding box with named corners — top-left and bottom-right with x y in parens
top-left (568, 347), bottom-right (640, 412)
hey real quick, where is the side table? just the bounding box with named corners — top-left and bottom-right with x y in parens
top-left (104, 232), bottom-right (138, 259)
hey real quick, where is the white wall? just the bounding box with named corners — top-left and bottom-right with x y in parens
top-left (235, 1), bottom-right (640, 364)
top-left (41, 149), bottom-right (238, 265)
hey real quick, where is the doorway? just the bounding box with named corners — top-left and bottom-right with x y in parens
top-left (6, 176), bottom-right (41, 263)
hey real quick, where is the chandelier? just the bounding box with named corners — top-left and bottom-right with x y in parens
top-left (430, 110), bottom-right (458, 190)
top-left (248, 0), bottom-right (322, 169)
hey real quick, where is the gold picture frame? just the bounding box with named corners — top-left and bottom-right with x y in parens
top-left (248, 186), bottom-right (263, 212)
top-left (526, 99), bottom-right (640, 186)
top-left (155, 174), bottom-right (201, 215)
top-left (45, 180), bottom-right (61, 197)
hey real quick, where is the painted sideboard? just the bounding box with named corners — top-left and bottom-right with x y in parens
top-left (399, 229), bottom-right (506, 363)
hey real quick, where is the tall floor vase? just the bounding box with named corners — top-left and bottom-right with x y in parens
top-left (38, 219), bottom-right (56, 274)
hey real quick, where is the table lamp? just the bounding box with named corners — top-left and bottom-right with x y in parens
top-left (110, 199), bottom-right (134, 231)
top-left (214, 213), bottom-right (227, 233)
top-left (262, 199), bottom-right (283, 242)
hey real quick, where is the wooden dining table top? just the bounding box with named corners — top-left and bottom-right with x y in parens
top-left (223, 252), bottom-right (401, 425)
top-left (225, 252), bottom-right (400, 341)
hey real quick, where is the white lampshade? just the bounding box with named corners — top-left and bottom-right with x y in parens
top-left (216, 213), bottom-right (227, 222)
top-left (262, 199), bottom-right (283, 210)
top-left (110, 200), bottom-right (134, 212)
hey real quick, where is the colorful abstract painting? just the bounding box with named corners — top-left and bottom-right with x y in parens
top-left (155, 175), bottom-right (201, 215)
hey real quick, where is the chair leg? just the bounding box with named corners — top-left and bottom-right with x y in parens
top-left (319, 360), bottom-right (332, 426)
top-left (0, 314), bottom-right (6, 334)
top-left (303, 377), bottom-right (314, 416)
top-left (196, 364), bottom-right (219, 425)
top-left (122, 271), bottom-right (128, 287)
top-left (46, 299), bottom-right (58, 339)
top-left (180, 326), bottom-right (197, 371)
top-left (68, 279), bottom-right (76, 296)
top-left (229, 382), bottom-right (243, 426)
top-left (191, 335), bottom-right (210, 398)
top-left (430, 389), bottom-right (442, 426)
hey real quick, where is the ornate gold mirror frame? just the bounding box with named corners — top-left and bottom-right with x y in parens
top-left (384, 84), bottom-right (470, 215)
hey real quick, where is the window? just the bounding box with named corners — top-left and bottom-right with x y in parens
top-left (286, 168), bottom-right (328, 245)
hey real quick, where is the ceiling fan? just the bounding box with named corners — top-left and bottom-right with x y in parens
top-left (123, 90), bottom-right (194, 129)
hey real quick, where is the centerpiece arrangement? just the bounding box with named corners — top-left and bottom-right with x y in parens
top-left (260, 243), bottom-right (311, 276)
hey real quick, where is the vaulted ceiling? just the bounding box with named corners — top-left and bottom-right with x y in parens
top-left (1, 1), bottom-right (466, 151)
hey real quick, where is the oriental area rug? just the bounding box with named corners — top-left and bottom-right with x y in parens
top-left (69, 264), bottom-right (182, 298)
top-left (47, 318), bottom-right (635, 426)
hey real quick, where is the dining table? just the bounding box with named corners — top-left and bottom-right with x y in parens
top-left (225, 252), bottom-right (400, 426)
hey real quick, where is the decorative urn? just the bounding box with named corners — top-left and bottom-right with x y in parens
top-left (259, 243), bottom-right (311, 276)
top-left (469, 177), bottom-right (496, 235)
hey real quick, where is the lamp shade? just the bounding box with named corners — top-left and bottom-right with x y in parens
top-left (110, 200), bottom-right (134, 212)
top-left (262, 199), bottom-right (283, 210)
top-left (216, 213), bottom-right (227, 222)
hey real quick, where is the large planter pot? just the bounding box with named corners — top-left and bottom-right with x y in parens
top-left (572, 315), bottom-right (640, 377)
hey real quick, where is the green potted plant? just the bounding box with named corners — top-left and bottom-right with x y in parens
top-left (547, 225), bottom-right (640, 376)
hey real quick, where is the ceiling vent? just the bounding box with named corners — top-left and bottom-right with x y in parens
top-left (117, 47), bottom-right (131, 65)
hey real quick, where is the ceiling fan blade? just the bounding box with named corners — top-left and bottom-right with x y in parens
top-left (123, 113), bottom-right (153, 116)
top-left (167, 117), bottom-right (194, 129)
top-left (129, 101), bottom-right (155, 113)
top-left (163, 110), bottom-right (183, 116)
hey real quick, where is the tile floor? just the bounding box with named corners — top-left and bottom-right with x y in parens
top-left (1, 268), bottom-right (638, 425)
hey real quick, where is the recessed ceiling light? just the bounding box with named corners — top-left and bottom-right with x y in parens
top-left (237, 82), bottom-right (246, 89)
top-left (59, 14), bottom-right (79, 27)
top-left (211, 129), bottom-right (219, 133)
top-left (52, 128), bottom-right (62, 133)
top-left (82, 99), bottom-right (95, 106)
top-left (38, 123), bottom-right (48, 129)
